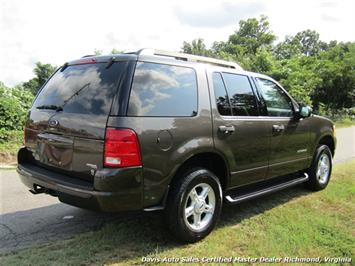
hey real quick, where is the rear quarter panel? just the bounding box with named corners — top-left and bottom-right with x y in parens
top-left (107, 63), bottom-right (214, 207)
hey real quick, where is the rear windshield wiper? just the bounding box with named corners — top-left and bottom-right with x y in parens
top-left (36, 105), bottom-right (63, 112)
top-left (36, 83), bottom-right (90, 113)
top-left (59, 83), bottom-right (91, 109)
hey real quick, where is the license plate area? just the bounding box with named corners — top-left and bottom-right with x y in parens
top-left (36, 133), bottom-right (74, 170)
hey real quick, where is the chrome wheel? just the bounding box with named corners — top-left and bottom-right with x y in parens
top-left (316, 153), bottom-right (330, 184)
top-left (183, 183), bottom-right (215, 232)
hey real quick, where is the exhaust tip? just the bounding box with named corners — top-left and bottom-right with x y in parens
top-left (30, 184), bottom-right (46, 194)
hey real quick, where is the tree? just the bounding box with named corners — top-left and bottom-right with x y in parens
top-left (270, 56), bottom-right (321, 106)
top-left (312, 42), bottom-right (355, 111)
top-left (211, 15), bottom-right (277, 71)
top-left (23, 62), bottom-right (57, 95)
top-left (226, 15), bottom-right (276, 55)
top-left (273, 30), bottom-right (327, 59)
top-left (181, 38), bottom-right (212, 56)
top-left (110, 48), bottom-right (123, 54)
top-left (180, 16), bottom-right (355, 113)
top-left (0, 82), bottom-right (34, 140)
top-left (94, 49), bottom-right (103, 55)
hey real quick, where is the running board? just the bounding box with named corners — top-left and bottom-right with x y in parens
top-left (225, 173), bottom-right (309, 204)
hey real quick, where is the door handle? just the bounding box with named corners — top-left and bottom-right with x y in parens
top-left (218, 125), bottom-right (235, 134)
top-left (272, 124), bottom-right (285, 133)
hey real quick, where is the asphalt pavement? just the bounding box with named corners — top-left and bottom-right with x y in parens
top-left (0, 126), bottom-right (354, 252)
top-left (333, 126), bottom-right (355, 163)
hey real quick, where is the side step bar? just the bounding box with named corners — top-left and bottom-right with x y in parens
top-left (225, 173), bottom-right (309, 204)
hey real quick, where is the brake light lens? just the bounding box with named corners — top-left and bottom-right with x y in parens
top-left (24, 127), bottom-right (26, 145)
top-left (104, 128), bottom-right (142, 168)
top-left (73, 58), bottom-right (97, 65)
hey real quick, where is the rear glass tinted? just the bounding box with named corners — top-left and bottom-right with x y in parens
top-left (33, 62), bottom-right (124, 115)
top-left (222, 73), bottom-right (258, 116)
top-left (127, 62), bottom-right (197, 117)
top-left (212, 72), bottom-right (232, 116)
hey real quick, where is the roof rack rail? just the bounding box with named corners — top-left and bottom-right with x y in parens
top-left (135, 48), bottom-right (243, 70)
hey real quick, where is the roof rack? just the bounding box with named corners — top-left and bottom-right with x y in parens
top-left (135, 48), bottom-right (243, 70)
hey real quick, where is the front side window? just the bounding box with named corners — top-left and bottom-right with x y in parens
top-left (222, 73), bottom-right (258, 116)
top-left (256, 78), bottom-right (293, 117)
top-left (212, 72), bottom-right (232, 116)
top-left (128, 62), bottom-right (197, 117)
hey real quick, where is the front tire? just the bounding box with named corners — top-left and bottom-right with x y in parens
top-left (165, 168), bottom-right (222, 243)
top-left (306, 145), bottom-right (332, 191)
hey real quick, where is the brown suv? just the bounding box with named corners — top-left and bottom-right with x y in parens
top-left (17, 49), bottom-right (336, 242)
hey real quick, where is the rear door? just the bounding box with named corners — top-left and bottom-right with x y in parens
top-left (209, 71), bottom-right (270, 187)
top-left (25, 60), bottom-right (129, 182)
top-left (254, 77), bottom-right (310, 179)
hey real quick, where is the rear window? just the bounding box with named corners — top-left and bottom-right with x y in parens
top-left (127, 62), bottom-right (198, 117)
top-left (32, 62), bottom-right (124, 115)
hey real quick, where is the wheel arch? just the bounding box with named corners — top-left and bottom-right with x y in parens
top-left (169, 151), bottom-right (230, 191)
top-left (317, 134), bottom-right (335, 157)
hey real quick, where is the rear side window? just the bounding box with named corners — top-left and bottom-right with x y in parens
top-left (128, 62), bottom-right (197, 117)
top-left (212, 72), bottom-right (232, 116)
top-left (222, 73), bottom-right (258, 116)
top-left (33, 62), bottom-right (124, 115)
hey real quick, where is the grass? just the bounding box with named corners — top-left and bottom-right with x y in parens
top-left (1, 160), bottom-right (354, 265)
top-left (334, 118), bottom-right (355, 129)
top-left (0, 137), bottom-right (22, 155)
top-left (0, 130), bottom-right (22, 165)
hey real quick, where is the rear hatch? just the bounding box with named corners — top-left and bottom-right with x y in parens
top-left (25, 57), bottom-right (132, 182)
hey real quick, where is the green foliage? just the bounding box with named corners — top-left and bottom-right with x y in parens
top-left (227, 15), bottom-right (276, 55)
top-left (0, 130), bottom-right (23, 155)
top-left (0, 82), bottom-right (34, 141)
top-left (110, 48), bottom-right (123, 54)
top-left (23, 62), bottom-right (57, 95)
top-left (181, 16), bottom-right (355, 115)
top-left (313, 42), bottom-right (355, 110)
top-left (182, 38), bottom-right (212, 56)
top-left (273, 30), bottom-right (327, 59)
top-left (94, 49), bottom-right (103, 55)
top-left (268, 56), bottom-right (322, 106)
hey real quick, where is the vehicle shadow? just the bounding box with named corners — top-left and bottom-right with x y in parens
top-left (0, 185), bottom-right (311, 264)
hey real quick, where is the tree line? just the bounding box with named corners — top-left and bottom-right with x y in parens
top-left (0, 16), bottom-right (354, 141)
top-left (182, 16), bottom-right (354, 115)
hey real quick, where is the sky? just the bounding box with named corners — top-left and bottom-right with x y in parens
top-left (1, 0), bottom-right (354, 87)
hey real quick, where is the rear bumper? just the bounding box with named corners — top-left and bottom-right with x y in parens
top-left (17, 148), bottom-right (143, 212)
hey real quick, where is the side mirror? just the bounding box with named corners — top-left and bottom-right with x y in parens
top-left (297, 104), bottom-right (312, 118)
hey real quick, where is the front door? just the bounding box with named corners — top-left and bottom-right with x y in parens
top-left (254, 77), bottom-right (310, 179)
top-left (209, 71), bottom-right (270, 187)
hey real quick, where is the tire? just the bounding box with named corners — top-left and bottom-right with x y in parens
top-left (306, 145), bottom-right (332, 191)
top-left (165, 167), bottom-right (223, 243)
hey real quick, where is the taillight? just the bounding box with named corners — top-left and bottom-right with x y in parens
top-left (24, 127), bottom-right (26, 145)
top-left (104, 128), bottom-right (142, 168)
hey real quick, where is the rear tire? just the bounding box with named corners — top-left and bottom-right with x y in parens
top-left (306, 145), bottom-right (332, 191)
top-left (165, 168), bottom-right (222, 243)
